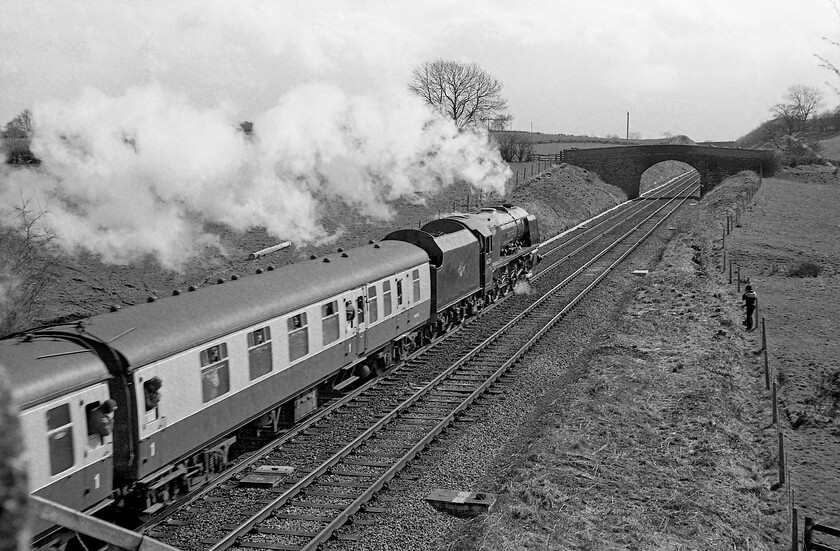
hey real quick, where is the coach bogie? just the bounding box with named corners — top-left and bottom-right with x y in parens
top-left (133, 433), bottom-right (237, 518)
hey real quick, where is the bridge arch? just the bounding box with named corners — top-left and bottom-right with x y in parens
top-left (640, 160), bottom-right (699, 196)
top-left (562, 145), bottom-right (774, 199)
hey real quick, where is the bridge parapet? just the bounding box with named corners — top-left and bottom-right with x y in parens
top-left (561, 145), bottom-right (774, 198)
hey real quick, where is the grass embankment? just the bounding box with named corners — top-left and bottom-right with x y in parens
top-left (468, 175), bottom-right (788, 550)
top-left (726, 170), bottom-right (840, 529)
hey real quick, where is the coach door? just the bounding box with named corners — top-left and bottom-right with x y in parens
top-left (344, 286), bottom-right (367, 359)
top-left (395, 272), bottom-right (412, 328)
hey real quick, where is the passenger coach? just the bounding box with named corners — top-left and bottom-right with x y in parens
top-left (1, 239), bottom-right (432, 538)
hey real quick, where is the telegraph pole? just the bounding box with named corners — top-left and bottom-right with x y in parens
top-left (626, 112), bottom-right (630, 140)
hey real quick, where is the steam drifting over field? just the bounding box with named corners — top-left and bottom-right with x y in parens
top-left (0, 84), bottom-right (509, 270)
top-left (0, 2), bottom-right (511, 270)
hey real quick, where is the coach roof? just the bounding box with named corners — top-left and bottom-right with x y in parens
top-left (81, 240), bottom-right (428, 368)
top-left (0, 336), bottom-right (111, 409)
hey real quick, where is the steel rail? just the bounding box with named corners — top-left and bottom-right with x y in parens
top-left (534, 174), bottom-right (700, 278)
top-left (145, 171), bottom-right (698, 532)
top-left (210, 181), bottom-right (700, 551)
top-left (293, 180), bottom-right (702, 551)
top-left (537, 170), bottom-right (698, 261)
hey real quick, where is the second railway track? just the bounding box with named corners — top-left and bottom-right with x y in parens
top-left (143, 172), bottom-right (701, 551)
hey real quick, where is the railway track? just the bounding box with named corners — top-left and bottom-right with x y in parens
top-left (142, 171), bottom-right (700, 550)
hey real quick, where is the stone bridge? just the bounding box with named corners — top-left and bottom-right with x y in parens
top-left (559, 144), bottom-right (775, 199)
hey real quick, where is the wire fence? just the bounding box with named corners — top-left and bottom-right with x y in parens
top-left (721, 174), bottom-right (839, 551)
top-left (507, 156), bottom-right (562, 187)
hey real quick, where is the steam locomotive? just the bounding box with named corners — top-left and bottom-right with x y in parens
top-left (0, 204), bottom-right (540, 548)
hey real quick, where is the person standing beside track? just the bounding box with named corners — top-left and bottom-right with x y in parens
top-left (742, 284), bottom-right (757, 331)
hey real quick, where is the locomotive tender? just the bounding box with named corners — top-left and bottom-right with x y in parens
top-left (0, 204), bottom-right (539, 548)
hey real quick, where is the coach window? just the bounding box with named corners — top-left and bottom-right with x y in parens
top-left (368, 286), bottom-right (378, 323)
top-left (355, 296), bottom-right (365, 323)
top-left (85, 400), bottom-right (115, 449)
top-left (200, 343), bottom-right (230, 403)
top-left (46, 403), bottom-right (74, 475)
top-left (288, 313), bottom-right (308, 361)
top-left (322, 300), bottom-right (339, 345)
top-left (383, 281), bottom-right (392, 317)
top-left (144, 377), bottom-right (162, 422)
top-left (396, 279), bottom-right (404, 307)
top-left (412, 269), bottom-right (421, 302)
top-left (248, 327), bottom-right (272, 380)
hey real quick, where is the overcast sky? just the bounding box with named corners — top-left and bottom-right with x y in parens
top-left (2, 0), bottom-right (840, 142)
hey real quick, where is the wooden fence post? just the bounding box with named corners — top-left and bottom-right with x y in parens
top-left (791, 487), bottom-right (798, 551)
top-left (805, 517), bottom-right (813, 551)
top-left (772, 379), bottom-right (778, 425)
top-left (764, 349), bottom-right (770, 390)
top-left (778, 432), bottom-right (786, 486)
top-left (762, 317), bottom-right (767, 351)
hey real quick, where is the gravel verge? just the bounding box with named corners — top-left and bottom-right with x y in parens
top-left (328, 174), bottom-right (788, 551)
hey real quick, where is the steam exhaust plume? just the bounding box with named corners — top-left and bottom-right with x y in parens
top-left (514, 280), bottom-right (533, 295)
top-left (0, 83), bottom-right (510, 270)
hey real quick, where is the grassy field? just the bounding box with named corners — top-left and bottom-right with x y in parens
top-left (437, 174), bottom-right (789, 550)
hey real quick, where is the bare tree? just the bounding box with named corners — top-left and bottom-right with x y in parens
top-left (771, 85), bottom-right (824, 134)
top-left (0, 200), bottom-right (57, 336)
top-left (2, 109), bottom-right (38, 164)
top-left (493, 132), bottom-right (533, 162)
top-left (485, 114), bottom-right (513, 131)
top-left (409, 59), bottom-right (508, 129)
top-left (817, 1), bottom-right (840, 94)
top-left (5, 110), bottom-right (32, 134)
top-left (768, 85), bottom-right (824, 151)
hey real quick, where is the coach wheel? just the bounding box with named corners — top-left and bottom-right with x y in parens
top-left (208, 451), bottom-right (224, 473)
top-left (372, 357), bottom-right (386, 375)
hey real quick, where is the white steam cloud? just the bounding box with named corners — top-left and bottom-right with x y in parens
top-left (514, 280), bottom-right (533, 295)
top-left (0, 83), bottom-right (510, 269)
